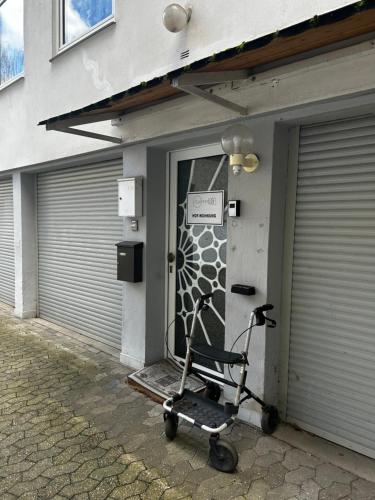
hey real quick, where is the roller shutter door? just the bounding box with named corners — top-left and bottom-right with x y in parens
top-left (0, 178), bottom-right (14, 306)
top-left (287, 115), bottom-right (375, 459)
top-left (37, 161), bottom-right (123, 349)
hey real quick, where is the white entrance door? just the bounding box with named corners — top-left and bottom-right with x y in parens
top-left (168, 145), bottom-right (229, 375)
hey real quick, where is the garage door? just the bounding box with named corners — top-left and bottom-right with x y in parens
top-left (0, 178), bottom-right (15, 306)
top-left (38, 161), bottom-right (123, 349)
top-left (287, 115), bottom-right (375, 458)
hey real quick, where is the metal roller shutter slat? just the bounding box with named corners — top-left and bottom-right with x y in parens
top-left (38, 162), bottom-right (123, 349)
top-left (287, 115), bottom-right (375, 458)
top-left (0, 179), bottom-right (15, 306)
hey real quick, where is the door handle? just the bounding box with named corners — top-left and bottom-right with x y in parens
top-left (167, 252), bottom-right (175, 263)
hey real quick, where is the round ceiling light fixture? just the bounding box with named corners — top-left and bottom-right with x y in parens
top-left (221, 124), bottom-right (260, 175)
top-left (163, 4), bottom-right (192, 33)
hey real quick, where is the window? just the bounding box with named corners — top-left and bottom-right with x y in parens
top-left (0, 0), bottom-right (24, 86)
top-left (61, 0), bottom-right (113, 46)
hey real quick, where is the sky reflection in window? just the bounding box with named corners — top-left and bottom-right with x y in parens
top-left (63, 0), bottom-right (113, 45)
top-left (0, 0), bottom-right (24, 85)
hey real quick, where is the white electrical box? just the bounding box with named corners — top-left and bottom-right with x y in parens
top-left (118, 177), bottom-right (143, 217)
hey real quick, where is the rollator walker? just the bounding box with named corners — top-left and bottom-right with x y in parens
top-left (163, 293), bottom-right (279, 473)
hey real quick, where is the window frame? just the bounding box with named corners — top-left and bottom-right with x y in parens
top-left (57, 0), bottom-right (115, 51)
top-left (0, 0), bottom-right (24, 90)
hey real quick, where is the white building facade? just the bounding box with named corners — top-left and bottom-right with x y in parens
top-left (1, 0), bottom-right (375, 460)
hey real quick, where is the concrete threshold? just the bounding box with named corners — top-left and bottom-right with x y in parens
top-left (275, 423), bottom-right (375, 484)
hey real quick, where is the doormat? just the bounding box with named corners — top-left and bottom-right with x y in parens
top-left (128, 359), bottom-right (205, 403)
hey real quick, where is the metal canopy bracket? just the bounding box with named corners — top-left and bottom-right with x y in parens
top-left (172, 70), bottom-right (250, 116)
top-left (46, 111), bottom-right (123, 144)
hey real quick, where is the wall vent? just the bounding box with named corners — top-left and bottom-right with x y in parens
top-left (180, 49), bottom-right (190, 60)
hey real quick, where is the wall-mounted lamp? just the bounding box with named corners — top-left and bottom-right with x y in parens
top-left (163, 4), bottom-right (192, 33)
top-left (221, 124), bottom-right (260, 176)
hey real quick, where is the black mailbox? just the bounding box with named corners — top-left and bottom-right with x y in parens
top-left (116, 241), bottom-right (143, 283)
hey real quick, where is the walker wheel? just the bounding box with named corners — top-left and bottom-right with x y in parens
top-left (209, 438), bottom-right (238, 473)
top-left (164, 413), bottom-right (178, 441)
top-left (203, 381), bottom-right (221, 402)
top-left (261, 405), bottom-right (279, 435)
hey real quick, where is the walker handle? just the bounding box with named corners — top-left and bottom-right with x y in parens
top-left (259, 304), bottom-right (274, 312)
top-left (253, 304), bottom-right (275, 326)
top-left (201, 293), bottom-right (213, 301)
top-left (254, 304), bottom-right (273, 313)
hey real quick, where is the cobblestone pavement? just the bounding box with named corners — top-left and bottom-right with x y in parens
top-left (1, 307), bottom-right (375, 500)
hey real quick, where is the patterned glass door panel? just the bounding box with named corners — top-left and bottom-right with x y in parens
top-left (174, 154), bottom-right (228, 372)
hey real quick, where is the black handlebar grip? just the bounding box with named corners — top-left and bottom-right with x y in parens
top-left (201, 293), bottom-right (213, 301)
top-left (261, 304), bottom-right (274, 312)
top-left (198, 293), bottom-right (213, 312)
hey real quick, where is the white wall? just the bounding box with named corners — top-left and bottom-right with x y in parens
top-left (0, 0), bottom-right (356, 171)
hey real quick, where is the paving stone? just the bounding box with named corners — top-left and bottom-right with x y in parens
top-left (90, 463), bottom-right (125, 481)
top-left (9, 475), bottom-right (49, 496)
top-left (119, 461), bottom-right (146, 485)
top-left (319, 482), bottom-right (351, 500)
top-left (264, 462), bottom-right (288, 488)
top-left (195, 473), bottom-right (236, 499)
top-left (237, 448), bottom-right (257, 472)
top-left (351, 478), bottom-right (375, 500)
top-left (266, 482), bottom-right (300, 499)
top-left (97, 445), bottom-right (123, 467)
top-left (65, 422), bottom-right (90, 439)
top-left (0, 431), bottom-right (25, 448)
top-left (0, 473), bottom-right (22, 495)
top-left (255, 436), bottom-right (291, 457)
top-left (299, 479), bottom-right (321, 500)
top-left (255, 451), bottom-right (283, 468)
top-left (33, 474), bottom-right (71, 499)
top-left (166, 461), bottom-right (194, 488)
top-left (89, 475), bottom-right (119, 500)
top-left (212, 478), bottom-right (250, 500)
top-left (0, 460), bottom-right (33, 477)
top-left (37, 432), bottom-right (65, 450)
top-left (142, 478), bottom-right (169, 500)
top-left (246, 479), bottom-right (271, 499)
top-left (58, 434), bottom-right (88, 449)
top-left (60, 478), bottom-right (99, 497)
top-left (53, 444), bottom-right (81, 465)
top-left (1, 310), bottom-right (375, 500)
top-left (42, 461), bottom-right (80, 478)
top-left (111, 480), bottom-right (148, 498)
top-left (18, 492), bottom-right (42, 500)
top-left (187, 450), bottom-right (208, 471)
top-left (74, 494), bottom-right (90, 500)
top-left (285, 466), bottom-right (315, 485)
top-left (75, 447), bottom-right (107, 464)
top-left (81, 433), bottom-right (107, 451)
top-left (315, 464), bottom-right (355, 488)
top-left (72, 460), bottom-right (99, 482)
top-left (282, 448), bottom-right (323, 471)
top-left (163, 484), bottom-right (193, 500)
top-left (27, 446), bottom-right (61, 462)
top-left (22, 458), bottom-right (53, 481)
